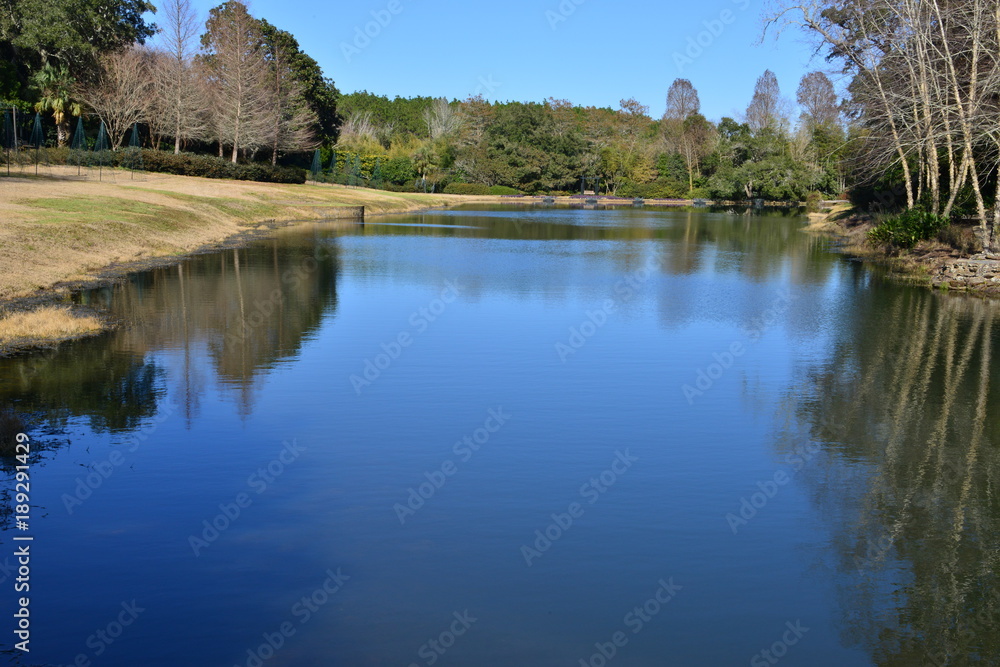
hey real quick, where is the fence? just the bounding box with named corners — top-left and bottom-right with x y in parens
top-left (1, 109), bottom-right (146, 181)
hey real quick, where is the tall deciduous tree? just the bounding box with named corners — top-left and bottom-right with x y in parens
top-left (200, 1), bottom-right (272, 162)
top-left (664, 78), bottom-right (700, 122)
top-left (602, 99), bottom-right (656, 193)
top-left (154, 0), bottom-right (208, 153)
top-left (256, 19), bottom-right (338, 146)
top-left (78, 47), bottom-right (154, 149)
top-left (663, 79), bottom-right (711, 193)
top-left (796, 71), bottom-right (839, 130)
top-left (746, 69), bottom-right (784, 133)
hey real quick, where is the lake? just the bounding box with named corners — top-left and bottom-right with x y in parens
top-left (2, 205), bottom-right (998, 666)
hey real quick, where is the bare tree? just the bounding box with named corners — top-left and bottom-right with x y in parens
top-left (155, 0), bottom-right (208, 153)
top-left (746, 69), bottom-right (785, 133)
top-left (200, 1), bottom-right (272, 163)
top-left (664, 79), bottom-right (700, 122)
top-left (796, 71), bottom-right (839, 129)
top-left (424, 97), bottom-right (460, 141)
top-left (336, 110), bottom-right (384, 153)
top-left (78, 47), bottom-right (154, 150)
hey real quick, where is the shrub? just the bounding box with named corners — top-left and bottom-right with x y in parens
top-left (867, 208), bottom-right (950, 248)
top-left (805, 191), bottom-right (823, 213)
top-left (443, 182), bottom-right (491, 195)
top-left (381, 157), bottom-right (416, 185)
top-left (489, 185), bottom-right (521, 195)
top-left (619, 180), bottom-right (689, 199)
top-left (139, 151), bottom-right (305, 184)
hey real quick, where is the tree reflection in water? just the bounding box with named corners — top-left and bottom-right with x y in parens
top-left (772, 290), bottom-right (999, 666)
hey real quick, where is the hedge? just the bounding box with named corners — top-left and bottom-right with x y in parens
top-left (138, 150), bottom-right (305, 183)
top-left (443, 182), bottom-right (491, 195)
top-left (42, 147), bottom-right (306, 184)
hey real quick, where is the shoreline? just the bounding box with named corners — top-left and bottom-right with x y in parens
top-left (6, 186), bottom-right (996, 355)
top-left (0, 168), bottom-right (504, 355)
top-left (804, 206), bottom-right (1000, 295)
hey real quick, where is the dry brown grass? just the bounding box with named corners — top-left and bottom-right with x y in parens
top-left (0, 167), bottom-right (504, 302)
top-left (0, 306), bottom-right (104, 345)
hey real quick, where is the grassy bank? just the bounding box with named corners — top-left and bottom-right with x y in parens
top-left (0, 167), bottom-right (501, 352)
top-left (1, 167), bottom-right (503, 302)
top-left (0, 306), bottom-right (104, 353)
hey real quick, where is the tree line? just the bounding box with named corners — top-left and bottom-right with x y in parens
top-left (0, 0), bottom-right (848, 199)
top-left (336, 71), bottom-right (848, 202)
top-left (2, 0), bottom-right (337, 164)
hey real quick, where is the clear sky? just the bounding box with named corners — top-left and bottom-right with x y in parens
top-left (164, 0), bottom-right (842, 122)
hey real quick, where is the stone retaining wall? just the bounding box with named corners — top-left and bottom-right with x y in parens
top-left (933, 258), bottom-right (1000, 289)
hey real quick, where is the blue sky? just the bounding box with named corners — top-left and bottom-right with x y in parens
top-left (163, 0), bottom-right (843, 122)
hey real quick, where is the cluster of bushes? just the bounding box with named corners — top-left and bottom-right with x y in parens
top-left (42, 147), bottom-right (305, 184)
top-left (618, 181), bottom-right (689, 199)
top-left (137, 151), bottom-right (305, 184)
top-left (443, 182), bottom-right (490, 195)
top-left (443, 183), bottom-right (522, 196)
top-left (805, 191), bottom-right (823, 213)
top-left (867, 207), bottom-right (950, 248)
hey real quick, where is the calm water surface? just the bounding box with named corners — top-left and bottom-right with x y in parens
top-left (1, 205), bottom-right (998, 666)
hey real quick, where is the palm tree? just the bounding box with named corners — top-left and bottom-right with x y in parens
top-left (412, 144), bottom-right (437, 190)
top-left (33, 64), bottom-right (82, 147)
